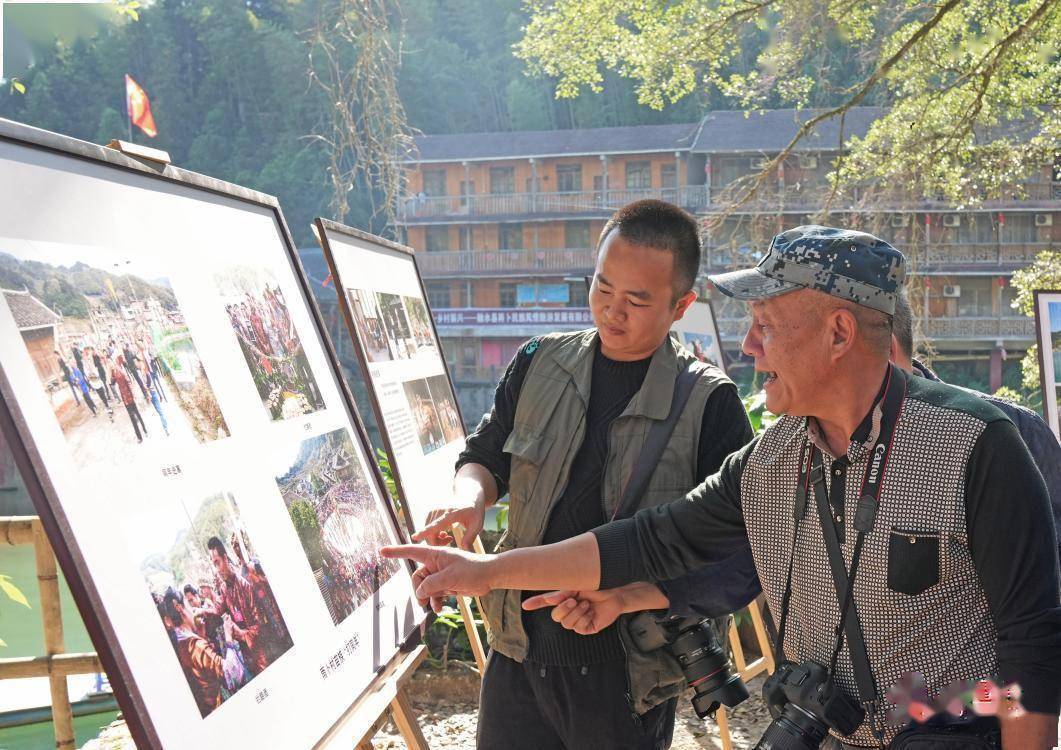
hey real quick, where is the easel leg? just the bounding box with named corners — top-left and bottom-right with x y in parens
top-left (390, 686), bottom-right (429, 750)
top-left (33, 521), bottom-right (75, 750)
top-left (728, 617), bottom-right (747, 673)
top-left (716, 706), bottom-right (733, 750)
top-left (452, 527), bottom-right (488, 673)
top-left (748, 598), bottom-right (776, 674)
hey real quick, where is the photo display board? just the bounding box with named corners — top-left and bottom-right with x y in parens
top-left (314, 220), bottom-right (464, 531)
top-left (1034, 289), bottom-right (1061, 440)
top-left (0, 120), bottom-right (425, 750)
top-left (671, 299), bottom-right (728, 374)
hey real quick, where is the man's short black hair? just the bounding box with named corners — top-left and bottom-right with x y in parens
top-left (893, 288), bottom-right (914, 360)
top-left (597, 199), bottom-right (701, 297)
top-left (159, 586), bottom-right (183, 624)
top-left (183, 583), bottom-right (198, 597)
top-left (207, 536), bottom-right (226, 556)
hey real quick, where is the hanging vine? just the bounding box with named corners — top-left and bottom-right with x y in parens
top-left (307, 0), bottom-right (414, 233)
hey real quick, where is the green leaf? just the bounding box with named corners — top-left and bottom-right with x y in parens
top-left (0, 576), bottom-right (30, 608)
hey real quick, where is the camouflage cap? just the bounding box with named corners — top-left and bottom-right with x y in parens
top-left (708, 225), bottom-right (906, 315)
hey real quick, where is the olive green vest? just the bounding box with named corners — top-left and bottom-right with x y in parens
top-left (481, 328), bottom-right (733, 713)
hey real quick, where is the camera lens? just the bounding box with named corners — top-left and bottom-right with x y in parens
top-left (754, 704), bottom-right (831, 750)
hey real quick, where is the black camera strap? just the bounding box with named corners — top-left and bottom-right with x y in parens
top-left (776, 366), bottom-right (906, 743)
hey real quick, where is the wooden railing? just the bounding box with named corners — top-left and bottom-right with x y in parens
top-left (0, 517), bottom-right (103, 750)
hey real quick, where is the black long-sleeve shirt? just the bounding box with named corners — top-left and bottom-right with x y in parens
top-left (595, 411), bottom-right (1061, 715)
top-left (458, 338), bottom-right (753, 664)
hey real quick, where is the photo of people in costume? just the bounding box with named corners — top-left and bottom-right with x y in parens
top-left (136, 491), bottom-right (293, 718)
top-left (345, 287), bottom-right (438, 363)
top-left (402, 375), bottom-right (462, 454)
top-left (274, 428), bottom-right (400, 625)
top-left (347, 289), bottom-right (392, 363)
top-left (402, 295), bottom-right (437, 355)
top-left (1, 249), bottom-right (229, 472)
top-left (215, 266), bottom-right (325, 421)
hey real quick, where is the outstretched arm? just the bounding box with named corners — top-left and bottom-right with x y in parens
top-left (382, 532), bottom-right (601, 611)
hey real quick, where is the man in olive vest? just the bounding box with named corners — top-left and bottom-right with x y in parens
top-left (390, 225), bottom-right (1061, 749)
top-left (414, 199), bottom-right (754, 749)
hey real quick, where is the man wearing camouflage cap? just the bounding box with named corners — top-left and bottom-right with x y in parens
top-left (384, 226), bottom-right (1061, 749)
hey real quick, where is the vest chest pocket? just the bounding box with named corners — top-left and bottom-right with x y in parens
top-left (503, 426), bottom-right (556, 532)
top-left (887, 527), bottom-right (941, 596)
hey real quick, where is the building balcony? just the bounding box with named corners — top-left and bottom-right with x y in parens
top-left (399, 182), bottom-right (1060, 223)
top-left (416, 247), bottom-right (595, 278)
top-left (398, 186), bottom-right (712, 222)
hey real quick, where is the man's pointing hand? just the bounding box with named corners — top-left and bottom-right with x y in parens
top-left (381, 544), bottom-right (494, 613)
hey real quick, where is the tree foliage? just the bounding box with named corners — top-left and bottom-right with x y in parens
top-left (518, 0), bottom-right (1061, 208)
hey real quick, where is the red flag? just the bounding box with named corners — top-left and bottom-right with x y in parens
top-left (125, 74), bottom-right (158, 138)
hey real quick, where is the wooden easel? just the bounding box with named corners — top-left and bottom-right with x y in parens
top-left (0, 517), bottom-right (105, 750)
top-left (715, 597), bottom-right (776, 750)
top-left (317, 645), bottom-right (430, 750)
top-left (450, 527), bottom-right (488, 673)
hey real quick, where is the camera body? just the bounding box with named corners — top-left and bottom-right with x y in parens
top-left (755, 660), bottom-right (865, 750)
top-left (628, 612), bottom-right (749, 719)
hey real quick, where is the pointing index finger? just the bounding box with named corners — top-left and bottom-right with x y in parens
top-left (380, 544), bottom-right (433, 564)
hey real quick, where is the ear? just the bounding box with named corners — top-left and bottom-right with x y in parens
top-left (828, 306), bottom-right (859, 360)
top-left (672, 290), bottom-right (698, 321)
top-left (888, 334), bottom-right (902, 365)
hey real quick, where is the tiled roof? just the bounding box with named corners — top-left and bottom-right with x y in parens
top-left (2, 289), bottom-right (59, 330)
top-left (409, 122), bottom-right (700, 163)
top-left (690, 107), bottom-right (886, 153)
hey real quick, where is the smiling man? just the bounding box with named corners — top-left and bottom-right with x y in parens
top-left (413, 199), bottom-right (753, 750)
top-left (387, 226), bottom-right (1061, 750)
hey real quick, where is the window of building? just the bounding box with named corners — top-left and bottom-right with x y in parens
top-left (525, 176), bottom-right (541, 193)
top-left (568, 280), bottom-right (588, 307)
top-left (661, 162), bottom-right (678, 189)
top-left (425, 226), bottom-right (450, 253)
top-left (426, 282), bottom-right (450, 309)
top-left (490, 167), bottom-right (515, 194)
top-left (1001, 213), bottom-right (1036, 242)
top-left (459, 226), bottom-right (473, 251)
top-left (556, 164), bottom-right (583, 192)
top-left (625, 161), bottom-right (652, 190)
top-left (459, 282), bottom-right (471, 307)
top-left (461, 342), bottom-right (477, 367)
top-left (499, 223), bottom-right (523, 250)
top-left (956, 277), bottom-right (994, 317)
top-left (460, 179), bottom-right (475, 206)
top-left (565, 221), bottom-right (591, 248)
top-left (500, 282), bottom-right (517, 308)
top-left (422, 169), bottom-right (446, 196)
top-left (593, 174), bottom-right (605, 195)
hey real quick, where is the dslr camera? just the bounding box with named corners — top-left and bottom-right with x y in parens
top-left (755, 660), bottom-right (864, 749)
top-left (628, 612), bottom-right (749, 719)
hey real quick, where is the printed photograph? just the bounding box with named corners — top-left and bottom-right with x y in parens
top-left (215, 266), bottom-right (325, 421)
top-left (376, 292), bottom-right (415, 360)
top-left (133, 491), bottom-right (293, 718)
top-left (403, 378), bottom-right (447, 454)
top-left (1, 248), bottom-right (229, 471)
top-left (680, 332), bottom-right (721, 368)
top-left (347, 288), bottom-right (393, 363)
top-left (402, 295), bottom-right (437, 356)
top-left (275, 428), bottom-right (400, 625)
top-left (427, 374), bottom-right (463, 444)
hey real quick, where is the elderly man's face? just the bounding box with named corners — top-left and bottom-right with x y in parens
top-left (742, 290), bottom-right (830, 416)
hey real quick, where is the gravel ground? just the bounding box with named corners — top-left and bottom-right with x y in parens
top-left (368, 669), bottom-right (773, 750)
